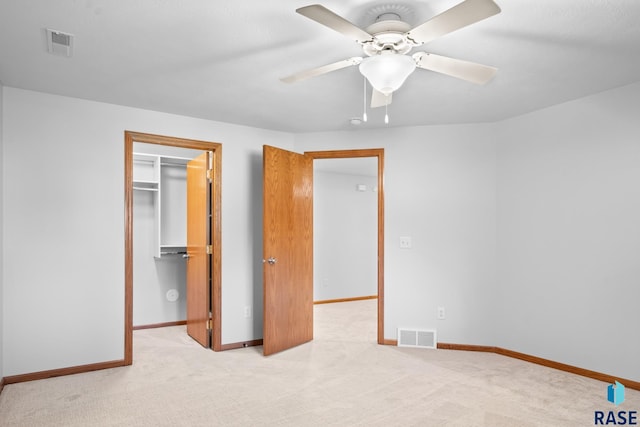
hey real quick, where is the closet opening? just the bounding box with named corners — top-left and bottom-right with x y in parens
top-left (124, 131), bottom-right (222, 365)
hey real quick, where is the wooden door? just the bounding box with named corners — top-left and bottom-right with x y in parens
top-left (186, 152), bottom-right (210, 347)
top-left (263, 145), bottom-right (313, 356)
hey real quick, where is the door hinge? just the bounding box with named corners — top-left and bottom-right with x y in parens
top-left (206, 169), bottom-right (213, 182)
top-left (206, 245), bottom-right (213, 255)
top-left (207, 319), bottom-right (213, 330)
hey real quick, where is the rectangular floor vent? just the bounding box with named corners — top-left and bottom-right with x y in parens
top-left (397, 328), bottom-right (437, 349)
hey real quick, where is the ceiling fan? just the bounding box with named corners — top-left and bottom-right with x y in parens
top-left (281, 0), bottom-right (501, 108)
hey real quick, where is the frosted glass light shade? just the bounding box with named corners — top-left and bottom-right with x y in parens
top-left (359, 54), bottom-right (416, 95)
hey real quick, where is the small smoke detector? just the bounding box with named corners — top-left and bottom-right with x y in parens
top-left (46, 28), bottom-right (74, 57)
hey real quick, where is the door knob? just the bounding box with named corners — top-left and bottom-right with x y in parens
top-left (265, 257), bottom-right (277, 265)
top-left (182, 254), bottom-right (191, 259)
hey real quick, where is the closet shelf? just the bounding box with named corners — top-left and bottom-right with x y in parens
top-left (158, 245), bottom-right (187, 257)
top-left (134, 152), bottom-right (192, 258)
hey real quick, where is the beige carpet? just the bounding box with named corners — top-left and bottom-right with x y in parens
top-left (0, 300), bottom-right (638, 426)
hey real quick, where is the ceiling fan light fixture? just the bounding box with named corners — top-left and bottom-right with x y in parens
top-left (359, 53), bottom-right (416, 95)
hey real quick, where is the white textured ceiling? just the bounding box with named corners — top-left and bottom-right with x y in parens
top-left (0, 0), bottom-right (639, 133)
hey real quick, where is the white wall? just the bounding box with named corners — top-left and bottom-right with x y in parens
top-left (3, 81), bottom-right (638, 383)
top-left (0, 81), bottom-right (4, 381)
top-left (295, 124), bottom-right (499, 345)
top-left (2, 87), bottom-right (293, 376)
top-left (314, 170), bottom-right (377, 301)
top-left (496, 82), bottom-right (640, 381)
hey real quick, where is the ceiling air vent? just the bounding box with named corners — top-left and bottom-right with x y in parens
top-left (46, 28), bottom-right (74, 57)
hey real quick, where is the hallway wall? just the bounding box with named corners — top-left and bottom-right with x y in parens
top-left (314, 170), bottom-right (378, 301)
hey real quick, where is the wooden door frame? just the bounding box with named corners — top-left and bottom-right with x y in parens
top-left (305, 149), bottom-right (386, 345)
top-left (124, 131), bottom-right (222, 365)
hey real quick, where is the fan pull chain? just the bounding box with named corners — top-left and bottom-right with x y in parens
top-left (385, 99), bottom-right (389, 124)
top-left (362, 77), bottom-right (368, 123)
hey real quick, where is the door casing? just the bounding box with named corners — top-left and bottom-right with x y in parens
top-left (124, 131), bottom-right (222, 364)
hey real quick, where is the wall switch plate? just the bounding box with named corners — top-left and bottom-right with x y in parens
top-left (244, 306), bottom-right (252, 318)
top-left (437, 306), bottom-right (446, 320)
top-left (399, 236), bottom-right (412, 249)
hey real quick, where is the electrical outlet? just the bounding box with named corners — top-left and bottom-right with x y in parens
top-left (244, 306), bottom-right (252, 318)
top-left (437, 306), bottom-right (446, 320)
top-left (399, 236), bottom-right (412, 249)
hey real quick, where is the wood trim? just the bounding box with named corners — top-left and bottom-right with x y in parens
top-left (124, 133), bottom-right (133, 365)
top-left (124, 131), bottom-right (223, 361)
top-left (4, 344), bottom-right (635, 395)
top-left (494, 347), bottom-right (640, 391)
top-left (133, 320), bottom-right (187, 330)
top-left (3, 360), bottom-right (126, 385)
top-left (304, 149), bottom-right (383, 160)
top-left (210, 145), bottom-right (223, 352)
top-left (305, 149), bottom-right (385, 345)
top-left (437, 343), bottom-right (640, 391)
top-left (314, 295), bottom-right (377, 305)
top-left (437, 342), bottom-right (498, 352)
top-left (377, 150), bottom-right (385, 346)
top-left (219, 339), bottom-right (264, 351)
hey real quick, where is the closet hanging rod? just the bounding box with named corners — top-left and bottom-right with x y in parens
top-left (160, 162), bottom-right (188, 167)
top-left (160, 251), bottom-right (187, 255)
top-left (133, 158), bottom-right (189, 167)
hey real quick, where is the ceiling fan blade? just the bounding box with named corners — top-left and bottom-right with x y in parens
top-left (296, 5), bottom-right (374, 44)
top-left (371, 89), bottom-right (392, 108)
top-left (406, 0), bottom-right (501, 45)
top-left (414, 52), bottom-right (497, 84)
top-left (280, 57), bottom-right (363, 84)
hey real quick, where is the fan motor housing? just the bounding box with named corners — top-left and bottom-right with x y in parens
top-left (363, 20), bottom-right (413, 56)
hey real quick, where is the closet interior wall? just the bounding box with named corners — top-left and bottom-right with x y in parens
top-left (132, 142), bottom-right (202, 327)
